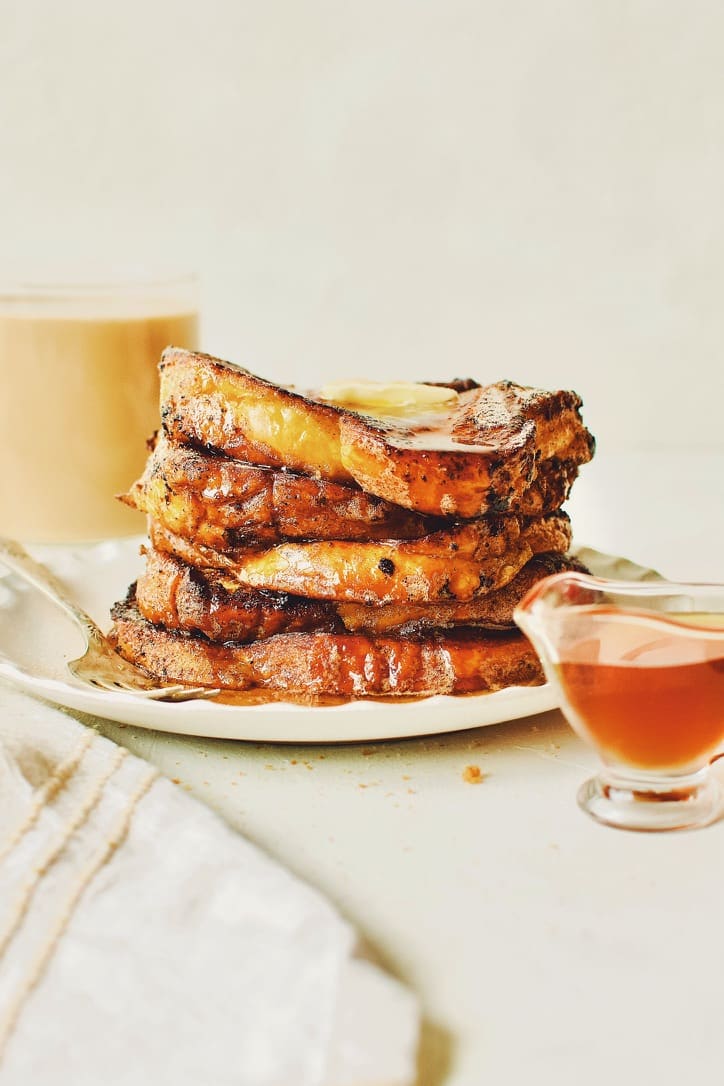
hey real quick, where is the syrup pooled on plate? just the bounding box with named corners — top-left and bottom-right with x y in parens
top-left (556, 607), bottom-right (724, 771)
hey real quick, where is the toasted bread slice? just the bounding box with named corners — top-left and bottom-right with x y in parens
top-left (123, 434), bottom-right (442, 547)
top-left (110, 594), bottom-right (544, 697)
top-left (136, 548), bottom-right (342, 641)
top-left (136, 548), bottom-right (587, 641)
top-left (149, 510), bottom-right (571, 604)
top-left (124, 435), bottom-right (580, 548)
top-left (159, 348), bottom-right (594, 517)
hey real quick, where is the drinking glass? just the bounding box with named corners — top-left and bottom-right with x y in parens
top-left (0, 276), bottom-right (198, 542)
top-left (515, 573), bottom-right (724, 832)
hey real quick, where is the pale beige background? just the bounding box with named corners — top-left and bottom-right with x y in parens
top-left (2, 0), bottom-right (723, 450)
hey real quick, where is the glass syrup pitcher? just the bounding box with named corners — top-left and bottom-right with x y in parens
top-left (514, 572), bottom-right (724, 832)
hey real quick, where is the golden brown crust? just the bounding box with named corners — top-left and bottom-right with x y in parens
top-left (338, 388), bottom-right (595, 517)
top-left (124, 435), bottom-right (582, 547)
top-left (110, 594), bottom-right (544, 697)
top-left (336, 551), bottom-right (587, 633)
top-left (136, 548), bottom-right (341, 641)
top-left (136, 548), bottom-right (588, 641)
top-left (123, 434), bottom-right (442, 546)
top-left (158, 349), bottom-right (594, 517)
top-left (148, 510), bottom-right (572, 604)
top-left (159, 348), bottom-right (351, 478)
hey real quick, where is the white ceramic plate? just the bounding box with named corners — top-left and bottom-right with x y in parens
top-left (0, 539), bottom-right (659, 743)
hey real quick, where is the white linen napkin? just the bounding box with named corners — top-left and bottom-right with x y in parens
top-left (0, 687), bottom-right (418, 1086)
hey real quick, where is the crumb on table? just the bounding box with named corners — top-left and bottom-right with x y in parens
top-left (462, 764), bottom-right (484, 784)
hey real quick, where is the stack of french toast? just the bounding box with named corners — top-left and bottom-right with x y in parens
top-left (110, 348), bottom-right (595, 700)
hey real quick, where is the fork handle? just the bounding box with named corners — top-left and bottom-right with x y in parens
top-left (0, 536), bottom-right (101, 641)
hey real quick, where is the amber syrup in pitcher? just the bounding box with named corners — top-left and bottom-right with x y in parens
top-left (556, 608), bottom-right (724, 771)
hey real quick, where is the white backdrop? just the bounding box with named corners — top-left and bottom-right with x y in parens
top-left (2, 0), bottom-right (723, 451)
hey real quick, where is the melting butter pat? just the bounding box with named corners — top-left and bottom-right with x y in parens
top-left (318, 379), bottom-right (458, 411)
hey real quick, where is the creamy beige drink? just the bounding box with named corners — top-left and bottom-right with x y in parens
top-left (0, 283), bottom-right (198, 541)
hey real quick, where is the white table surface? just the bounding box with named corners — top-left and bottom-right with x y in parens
top-left (7, 449), bottom-right (724, 1086)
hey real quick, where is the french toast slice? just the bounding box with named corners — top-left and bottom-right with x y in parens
top-left (136, 548), bottom-right (587, 641)
top-left (123, 435), bottom-right (580, 548)
top-left (159, 348), bottom-right (594, 517)
top-left (123, 434), bottom-right (442, 547)
top-left (110, 594), bottom-right (544, 697)
top-left (149, 510), bottom-right (572, 604)
top-left (136, 548), bottom-right (342, 641)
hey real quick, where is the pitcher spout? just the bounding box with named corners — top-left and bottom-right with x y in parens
top-left (513, 570), bottom-right (600, 672)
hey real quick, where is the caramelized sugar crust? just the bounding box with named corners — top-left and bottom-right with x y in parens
top-left (135, 548), bottom-right (587, 641)
top-left (147, 511), bottom-right (572, 604)
top-left (158, 349), bottom-right (594, 517)
top-left (111, 593), bottom-right (545, 697)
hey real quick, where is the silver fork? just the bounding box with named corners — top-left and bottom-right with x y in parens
top-left (0, 536), bottom-right (219, 702)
